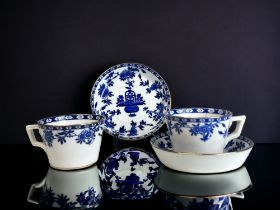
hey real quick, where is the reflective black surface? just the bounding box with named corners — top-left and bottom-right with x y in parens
top-left (1, 135), bottom-right (279, 209)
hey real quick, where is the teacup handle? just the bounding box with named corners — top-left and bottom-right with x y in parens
top-left (225, 115), bottom-right (246, 144)
top-left (27, 178), bottom-right (46, 205)
top-left (230, 192), bottom-right (245, 199)
top-left (26, 124), bottom-right (46, 152)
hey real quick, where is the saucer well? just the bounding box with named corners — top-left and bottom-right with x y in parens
top-left (150, 133), bottom-right (254, 173)
top-left (90, 63), bottom-right (171, 140)
top-left (99, 147), bottom-right (159, 200)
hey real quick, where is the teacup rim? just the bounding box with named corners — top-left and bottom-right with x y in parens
top-left (168, 107), bottom-right (233, 123)
top-left (37, 114), bottom-right (105, 130)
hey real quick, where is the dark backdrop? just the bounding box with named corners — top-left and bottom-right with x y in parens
top-left (1, 0), bottom-right (280, 144)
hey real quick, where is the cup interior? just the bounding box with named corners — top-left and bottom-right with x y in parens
top-left (47, 119), bottom-right (98, 126)
top-left (172, 113), bottom-right (222, 119)
top-left (169, 108), bottom-right (232, 122)
top-left (38, 114), bottom-right (103, 128)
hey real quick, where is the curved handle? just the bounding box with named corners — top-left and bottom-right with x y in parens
top-left (26, 124), bottom-right (46, 152)
top-left (27, 178), bottom-right (46, 205)
top-left (230, 192), bottom-right (244, 199)
top-left (225, 115), bottom-right (246, 144)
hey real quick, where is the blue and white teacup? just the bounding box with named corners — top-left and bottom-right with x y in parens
top-left (167, 108), bottom-right (246, 154)
top-left (27, 164), bottom-right (103, 209)
top-left (26, 114), bottom-right (104, 170)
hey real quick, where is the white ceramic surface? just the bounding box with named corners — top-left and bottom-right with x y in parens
top-left (26, 114), bottom-right (104, 170)
top-left (27, 164), bottom-right (102, 209)
top-left (90, 63), bottom-right (171, 140)
top-left (150, 132), bottom-right (253, 174)
top-left (167, 108), bottom-right (246, 154)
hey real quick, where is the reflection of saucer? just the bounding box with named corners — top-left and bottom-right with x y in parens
top-left (99, 147), bottom-right (159, 200)
top-left (154, 165), bottom-right (252, 197)
top-left (90, 63), bottom-right (171, 140)
top-left (150, 132), bottom-right (254, 173)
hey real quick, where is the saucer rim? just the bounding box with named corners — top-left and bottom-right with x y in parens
top-left (150, 133), bottom-right (254, 156)
top-left (90, 62), bottom-right (172, 141)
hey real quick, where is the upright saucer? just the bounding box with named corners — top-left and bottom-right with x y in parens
top-left (150, 133), bottom-right (254, 173)
top-left (90, 63), bottom-right (171, 140)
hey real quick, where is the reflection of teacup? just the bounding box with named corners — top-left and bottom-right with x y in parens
top-left (167, 108), bottom-right (246, 153)
top-left (26, 114), bottom-right (104, 170)
top-left (99, 147), bottom-right (159, 200)
top-left (27, 164), bottom-right (102, 209)
top-left (166, 195), bottom-right (232, 210)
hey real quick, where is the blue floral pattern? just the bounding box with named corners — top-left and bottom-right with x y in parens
top-left (38, 114), bottom-right (103, 147)
top-left (167, 108), bottom-right (232, 142)
top-left (99, 148), bottom-right (159, 200)
top-left (90, 63), bottom-right (171, 140)
top-left (224, 135), bottom-right (251, 152)
top-left (40, 186), bottom-right (102, 209)
top-left (166, 195), bottom-right (231, 210)
top-left (171, 121), bottom-right (228, 142)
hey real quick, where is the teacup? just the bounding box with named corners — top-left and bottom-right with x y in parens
top-left (26, 114), bottom-right (104, 170)
top-left (27, 164), bottom-right (102, 209)
top-left (167, 108), bottom-right (246, 153)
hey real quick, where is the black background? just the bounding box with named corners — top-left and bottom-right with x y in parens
top-left (1, 0), bottom-right (280, 144)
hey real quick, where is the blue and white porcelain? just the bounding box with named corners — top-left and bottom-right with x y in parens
top-left (26, 114), bottom-right (104, 170)
top-left (99, 147), bottom-right (159, 200)
top-left (167, 108), bottom-right (246, 153)
top-left (90, 63), bottom-right (171, 140)
top-left (27, 164), bottom-right (102, 209)
top-left (165, 195), bottom-right (232, 210)
top-left (154, 165), bottom-right (251, 198)
top-left (150, 132), bottom-right (254, 173)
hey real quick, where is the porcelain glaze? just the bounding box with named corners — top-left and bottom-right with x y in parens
top-left (167, 108), bottom-right (246, 153)
top-left (26, 114), bottom-right (104, 170)
top-left (90, 63), bottom-right (171, 140)
top-left (150, 132), bottom-right (254, 173)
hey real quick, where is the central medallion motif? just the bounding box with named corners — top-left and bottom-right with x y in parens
top-left (117, 89), bottom-right (145, 117)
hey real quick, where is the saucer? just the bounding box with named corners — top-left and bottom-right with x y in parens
top-left (99, 147), bottom-right (159, 200)
top-left (150, 133), bottom-right (254, 173)
top-left (154, 165), bottom-right (252, 197)
top-left (90, 63), bottom-right (171, 140)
